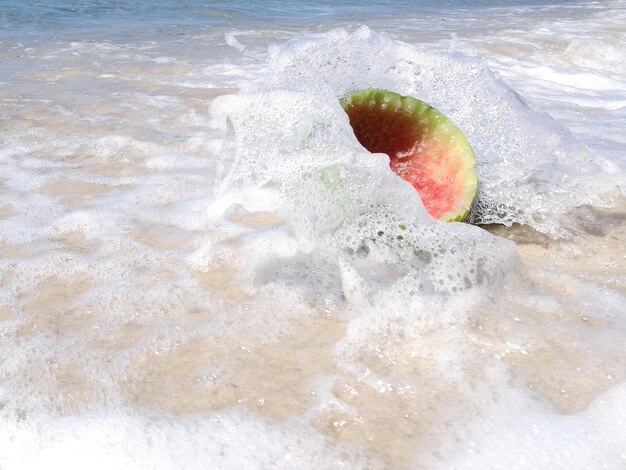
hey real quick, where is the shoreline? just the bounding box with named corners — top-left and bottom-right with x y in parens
top-left (1, 2), bottom-right (625, 468)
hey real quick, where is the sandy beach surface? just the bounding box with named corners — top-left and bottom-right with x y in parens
top-left (1, 1), bottom-right (625, 468)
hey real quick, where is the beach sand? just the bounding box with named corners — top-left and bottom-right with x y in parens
top-left (1, 1), bottom-right (625, 468)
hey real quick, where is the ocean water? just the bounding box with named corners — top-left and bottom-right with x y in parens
top-left (1, 0), bottom-right (625, 468)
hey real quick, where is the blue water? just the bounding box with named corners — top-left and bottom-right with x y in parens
top-left (0, 0), bottom-right (581, 37)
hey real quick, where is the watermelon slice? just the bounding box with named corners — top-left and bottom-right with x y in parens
top-left (340, 89), bottom-right (478, 222)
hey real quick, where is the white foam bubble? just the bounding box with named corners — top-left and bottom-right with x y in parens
top-left (0, 410), bottom-right (378, 470)
top-left (426, 382), bottom-right (626, 470)
top-left (252, 26), bottom-right (615, 235)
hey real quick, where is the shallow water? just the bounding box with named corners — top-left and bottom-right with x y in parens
top-left (1, 1), bottom-right (625, 468)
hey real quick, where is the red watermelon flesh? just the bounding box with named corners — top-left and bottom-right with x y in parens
top-left (340, 89), bottom-right (478, 222)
